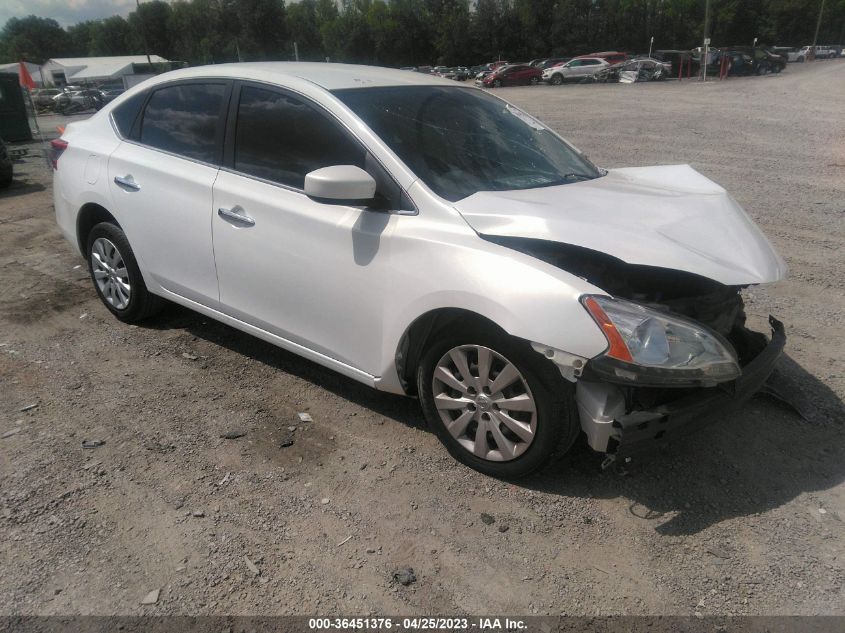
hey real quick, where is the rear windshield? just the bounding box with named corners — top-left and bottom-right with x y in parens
top-left (333, 86), bottom-right (600, 202)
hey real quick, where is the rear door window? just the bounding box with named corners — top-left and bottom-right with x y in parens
top-left (139, 82), bottom-right (228, 163)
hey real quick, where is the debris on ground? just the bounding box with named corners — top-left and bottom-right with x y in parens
top-left (393, 567), bottom-right (416, 586)
top-left (279, 438), bottom-right (294, 448)
top-left (140, 589), bottom-right (160, 605)
top-left (706, 545), bottom-right (731, 560)
top-left (498, 525), bottom-right (509, 533)
top-left (480, 513), bottom-right (495, 525)
top-left (2, 428), bottom-right (22, 439)
top-left (336, 535), bottom-right (352, 547)
top-left (244, 556), bottom-right (260, 576)
top-left (298, 412), bottom-right (313, 422)
top-left (192, 510), bottom-right (205, 518)
top-left (219, 430), bottom-right (246, 439)
top-left (321, 498), bottom-right (330, 505)
top-left (181, 353), bottom-right (198, 360)
top-left (81, 440), bottom-right (105, 449)
top-left (19, 403), bottom-right (38, 412)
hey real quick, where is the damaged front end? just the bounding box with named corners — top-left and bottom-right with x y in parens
top-left (487, 236), bottom-right (787, 458)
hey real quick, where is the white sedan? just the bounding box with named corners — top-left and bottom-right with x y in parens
top-left (52, 63), bottom-right (787, 477)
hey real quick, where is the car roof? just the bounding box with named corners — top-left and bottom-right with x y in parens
top-left (147, 62), bottom-right (456, 91)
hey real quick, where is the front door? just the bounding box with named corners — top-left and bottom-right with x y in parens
top-left (211, 83), bottom-right (405, 375)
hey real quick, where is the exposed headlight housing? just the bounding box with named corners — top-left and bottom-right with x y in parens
top-left (581, 295), bottom-right (741, 387)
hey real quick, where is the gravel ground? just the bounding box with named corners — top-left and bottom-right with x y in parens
top-left (0, 61), bottom-right (843, 617)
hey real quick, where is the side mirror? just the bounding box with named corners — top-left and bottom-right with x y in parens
top-left (304, 165), bottom-right (376, 204)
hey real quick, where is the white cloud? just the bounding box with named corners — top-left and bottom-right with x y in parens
top-left (1, 0), bottom-right (137, 29)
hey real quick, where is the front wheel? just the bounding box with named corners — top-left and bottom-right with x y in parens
top-left (86, 222), bottom-right (164, 323)
top-left (417, 328), bottom-right (579, 479)
top-left (550, 74), bottom-right (563, 85)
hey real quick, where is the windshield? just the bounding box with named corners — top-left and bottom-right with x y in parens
top-left (333, 86), bottom-right (601, 202)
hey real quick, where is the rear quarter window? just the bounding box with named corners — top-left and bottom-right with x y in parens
top-left (111, 90), bottom-right (147, 138)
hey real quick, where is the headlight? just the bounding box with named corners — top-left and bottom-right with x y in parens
top-left (581, 295), bottom-right (741, 386)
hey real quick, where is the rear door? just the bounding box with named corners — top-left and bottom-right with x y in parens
top-left (107, 80), bottom-right (230, 305)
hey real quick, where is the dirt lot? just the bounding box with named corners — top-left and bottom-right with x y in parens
top-left (1, 62), bottom-right (843, 617)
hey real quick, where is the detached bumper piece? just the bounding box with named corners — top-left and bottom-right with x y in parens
top-left (576, 316), bottom-right (786, 458)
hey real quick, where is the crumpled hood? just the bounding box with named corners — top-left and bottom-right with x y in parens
top-left (454, 164), bottom-right (787, 286)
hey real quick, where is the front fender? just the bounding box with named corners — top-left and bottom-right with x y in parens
top-left (375, 219), bottom-right (609, 393)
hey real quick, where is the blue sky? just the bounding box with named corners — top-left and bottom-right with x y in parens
top-left (1, 0), bottom-right (136, 28)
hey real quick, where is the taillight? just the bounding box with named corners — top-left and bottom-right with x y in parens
top-left (50, 139), bottom-right (68, 170)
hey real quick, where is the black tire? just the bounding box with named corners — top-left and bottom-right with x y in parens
top-left (529, 76), bottom-right (539, 85)
top-left (417, 324), bottom-right (580, 479)
top-left (550, 73), bottom-right (563, 85)
top-left (493, 79), bottom-right (502, 88)
top-left (798, 56), bottom-right (805, 63)
top-left (772, 64), bottom-right (781, 73)
top-left (86, 222), bottom-right (164, 323)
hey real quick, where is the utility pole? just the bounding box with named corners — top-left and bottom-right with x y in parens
top-left (294, 41), bottom-right (299, 61)
top-left (648, 36), bottom-right (654, 58)
top-left (812, 0), bottom-right (826, 59)
top-left (702, 0), bottom-right (711, 81)
top-left (136, 0), bottom-right (153, 65)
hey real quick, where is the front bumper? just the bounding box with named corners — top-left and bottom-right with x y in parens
top-left (576, 316), bottom-right (786, 458)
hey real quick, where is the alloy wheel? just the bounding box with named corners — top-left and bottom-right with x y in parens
top-left (91, 237), bottom-right (131, 310)
top-left (432, 345), bottom-right (537, 462)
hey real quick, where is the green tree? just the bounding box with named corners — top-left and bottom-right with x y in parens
top-left (127, 0), bottom-right (174, 59)
top-left (0, 15), bottom-right (68, 63)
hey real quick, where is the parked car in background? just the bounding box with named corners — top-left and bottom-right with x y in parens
top-left (32, 88), bottom-right (62, 109)
top-left (790, 45), bottom-right (837, 61)
top-left (440, 67), bottom-right (470, 81)
top-left (596, 58), bottom-right (669, 83)
top-left (479, 64), bottom-right (543, 87)
top-left (586, 51), bottom-right (629, 65)
top-left (724, 46), bottom-right (787, 74)
top-left (100, 88), bottom-right (126, 104)
top-left (537, 57), bottom-right (571, 69)
top-left (630, 55), bottom-right (672, 73)
top-left (0, 137), bottom-right (12, 189)
top-left (53, 62), bottom-right (788, 478)
top-left (542, 57), bottom-right (609, 84)
top-left (53, 88), bottom-right (105, 114)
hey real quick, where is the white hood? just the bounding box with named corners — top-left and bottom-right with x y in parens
top-left (454, 164), bottom-right (787, 286)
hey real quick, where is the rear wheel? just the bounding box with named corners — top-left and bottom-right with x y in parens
top-left (529, 76), bottom-right (539, 85)
top-left (86, 222), bottom-right (164, 323)
top-left (417, 326), bottom-right (579, 479)
top-left (493, 79), bottom-right (502, 88)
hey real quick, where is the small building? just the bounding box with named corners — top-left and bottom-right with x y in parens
top-left (41, 55), bottom-right (174, 87)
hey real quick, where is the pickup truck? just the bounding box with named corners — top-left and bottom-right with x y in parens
top-left (789, 46), bottom-right (837, 61)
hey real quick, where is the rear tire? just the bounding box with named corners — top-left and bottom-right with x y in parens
top-left (493, 79), bottom-right (502, 88)
top-left (529, 76), bottom-right (539, 85)
top-left (86, 222), bottom-right (164, 323)
top-left (417, 325), bottom-right (579, 479)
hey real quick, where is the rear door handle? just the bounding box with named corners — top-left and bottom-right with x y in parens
top-left (114, 175), bottom-right (140, 191)
top-left (217, 206), bottom-right (255, 227)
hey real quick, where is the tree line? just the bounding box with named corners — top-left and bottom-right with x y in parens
top-left (1, 0), bottom-right (843, 70)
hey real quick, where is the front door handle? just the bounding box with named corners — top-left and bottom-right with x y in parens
top-left (114, 175), bottom-right (140, 191)
top-left (217, 206), bottom-right (255, 227)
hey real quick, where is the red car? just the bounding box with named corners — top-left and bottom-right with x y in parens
top-left (478, 64), bottom-right (543, 87)
top-left (584, 51), bottom-right (629, 65)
